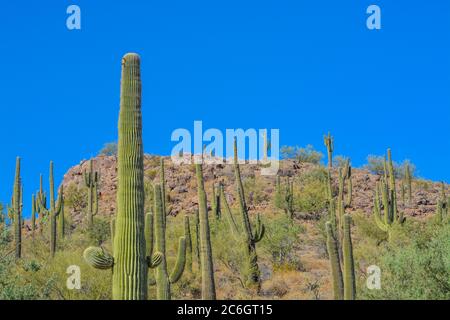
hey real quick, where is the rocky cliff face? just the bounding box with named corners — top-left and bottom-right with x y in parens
top-left (61, 155), bottom-right (443, 226)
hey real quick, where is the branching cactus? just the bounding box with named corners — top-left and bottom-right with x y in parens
top-left (195, 162), bottom-right (216, 300)
top-left (37, 161), bottom-right (63, 257)
top-left (36, 174), bottom-right (47, 225)
top-left (323, 132), bottom-right (334, 169)
top-left (83, 53), bottom-right (162, 300)
top-left (325, 214), bottom-right (356, 300)
top-left (84, 159), bottom-right (99, 228)
top-left (233, 138), bottom-right (265, 288)
top-left (150, 184), bottom-right (186, 300)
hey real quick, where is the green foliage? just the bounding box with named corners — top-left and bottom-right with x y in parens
top-left (64, 182), bottom-right (87, 214)
top-left (365, 155), bottom-right (416, 179)
top-left (359, 223), bottom-right (450, 300)
top-left (261, 214), bottom-right (304, 270)
top-left (294, 168), bottom-right (328, 214)
top-left (279, 145), bottom-right (323, 164)
top-left (98, 142), bottom-right (118, 156)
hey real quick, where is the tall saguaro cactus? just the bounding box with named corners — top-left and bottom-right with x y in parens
top-left (38, 161), bottom-right (64, 257)
top-left (233, 138), bottom-right (265, 288)
top-left (195, 162), bottom-right (216, 300)
top-left (151, 184), bottom-right (186, 300)
top-left (84, 159), bottom-right (99, 228)
top-left (13, 157), bottom-right (22, 259)
top-left (185, 215), bottom-right (193, 273)
top-left (31, 194), bottom-right (36, 236)
top-left (323, 132), bottom-right (334, 169)
top-left (325, 215), bottom-right (356, 300)
top-left (84, 53), bottom-right (162, 300)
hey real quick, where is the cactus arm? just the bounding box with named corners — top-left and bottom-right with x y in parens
top-left (145, 213), bottom-right (154, 258)
top-left (84, 247), bottom-right (114, 270)
top-left (169, 237), bottom-right (187, 283)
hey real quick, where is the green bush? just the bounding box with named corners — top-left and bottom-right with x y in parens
top-left (280, 145), bottom-right (323, 164)
top-left (294, 168), bottom-right (328, 214)
top-left (358, 222), bottom-right (450, 300)
top-left (261, 214), bottom-right (304, 270)
top-left (364, 155), bottom-right (416, 178)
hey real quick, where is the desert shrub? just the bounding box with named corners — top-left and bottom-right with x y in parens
top-left (333, 155), bottom-right (349, 169)
top-left (364, 155), bottom-right (416, 178)
top-left (261, 214), bottom-right (304, 270)
top-left (359, 223), bottom-right (450, 300)
top-left (294, 168), bottom-right (328, 214)
top-left (98, 142), bottom-right (117, 156)
top-left (243, 176), bottom-right (269, 206)
top-left (64, 182), bottom-right (87, 214)
top-left (280, 145), bottom-right (323, 164)
top-left (84, 217), bottom-right (111, 246)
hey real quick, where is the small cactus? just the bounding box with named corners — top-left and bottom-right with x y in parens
top-left (37, 161), bottom-right (63, 257)
top-left (83, 159), bottom-right (99, 228)
top-left (150, 184), bottom-right (186, 300)
top-left (323, 132), bottom-right (334, 169)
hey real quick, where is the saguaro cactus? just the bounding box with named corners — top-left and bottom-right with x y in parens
top-left (373, 149), bottom-right (405, 239)
top-left (323, 132), bottom-right (334, 169)
top-left (404, 162), bottom-right (412, 204)
top-left (325, 221), bottom-right (343, 300)
top-left (233, 138), bottom-right (265, 288)
top-left (37, 161), bottom-right (64, 257)
top-left (211, 183), bottom-right (221, 220)
top-left (150, 185), bottom-right (186, 300)
top-left (342, 214), bottom-right (356, 300)
top-left (84, 159), bottom-right (99, 228)
top-left (196, 162), bottom-right (216, 300)
top-left (13, 157), bottom-right (22, 259)
top-left (31, 194), bottom-right (36, 236)
top-left (325, 215), bottom-right (356, 300)
top-left (83, 53), bottom-right (162, 300)
top-left (185, 215), bottom-right (193, 273)
top-left (59, 195), bottom-right (65, 239)
top-left (160, 157), bottom-right (167, 225)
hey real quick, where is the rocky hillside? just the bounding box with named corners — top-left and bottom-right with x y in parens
top-left (61, 155), bottom-right (444, 226)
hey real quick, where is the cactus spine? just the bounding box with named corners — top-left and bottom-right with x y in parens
top-left (13, 157), bottom-right (22, 259)
top-left (151, 184), bottom-right (186, 300)
top-left (233, 138), bottom-right (265, 288)
top-left (323, 132), bottom-right (334, 169)
top-left (196, 162), bottom-right (216, 299)
top-left (37, 161), bottom-right (63, 257)
top-left (84, 159), bottom-right (99, 228)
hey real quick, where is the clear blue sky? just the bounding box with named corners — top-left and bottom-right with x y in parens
top-left (1, 1), bottom-right (449, 216)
